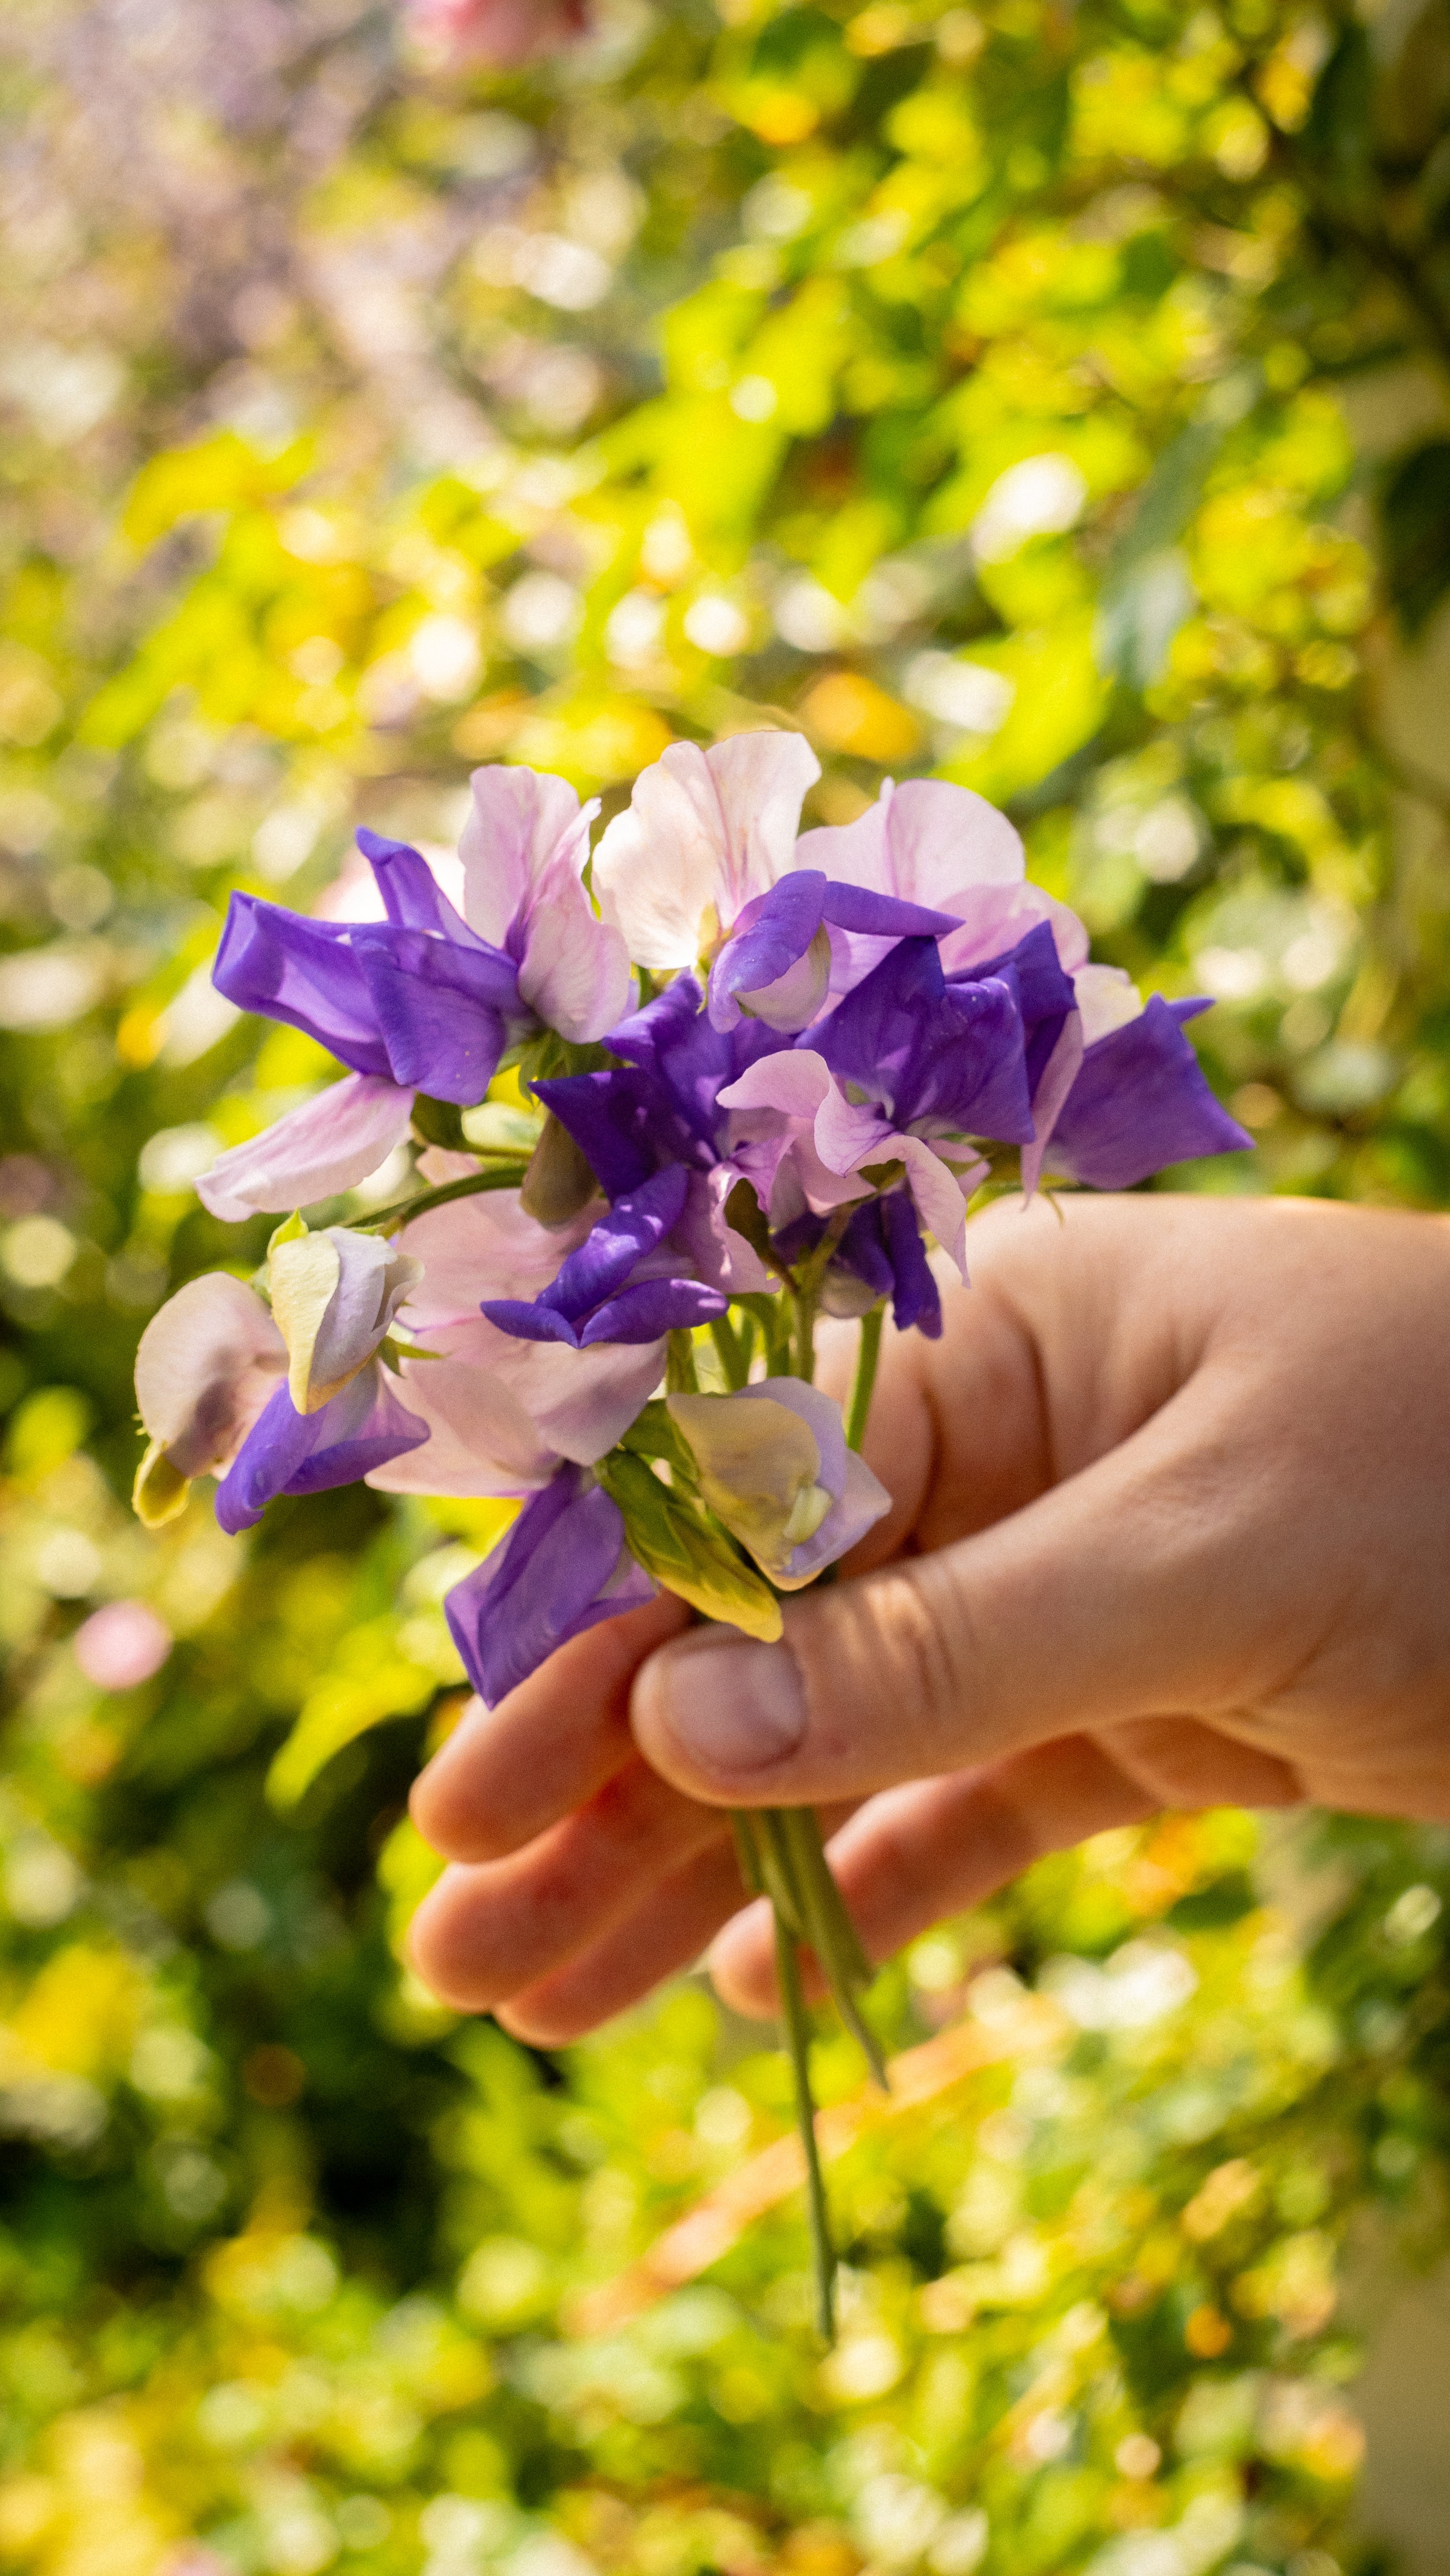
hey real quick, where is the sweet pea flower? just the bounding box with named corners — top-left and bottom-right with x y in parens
top-left (214, 830), bottom-right (527, 1107)
top-left (706, 872), bottom-right (962, 1035)
top-left (481, 1166), bottom-right (726, 1347)
top-left (777, 1186), bottom-right (946, 1337)
top-left (592, 733), bottom-right (821, 975)
top-left (794, 775), bottom-right (1089, 989)
top-left (444, 1466), bottom-right (656, 1709)
top-left (458, 765), bottom-right (631, 1045)
top-left (267, 1224), bottom-right (422, 1414)
top-left (667, 1380), bottom-right (889, 1589)
top-left (719, 930), bottom-right (1064, 1276)
top-left (214, 1366), bottom-right (430, 1534)
top-left (372, 1185), bottom-right (674, 1488)
top-left (132, 1273), bottom-right (288, 1526)
top-left (534, 974), bottom-right (790, 1299)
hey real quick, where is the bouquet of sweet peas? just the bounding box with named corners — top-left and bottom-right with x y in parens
top-left (132, 731), bottom-right (1247, 2331)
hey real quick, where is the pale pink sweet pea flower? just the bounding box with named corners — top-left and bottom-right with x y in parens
top-left (132, 1273), bottom-right (290, 1525)
top-left (73, 1599), bottom-right (172, 1691)
top-left (195, 1075), bottom-right (415, 1223)
top-left (592, 733), bottom-right (821, 973)
top-left (407, 0), bottom-right (591, 67)
top-left (459, 765), bottom-right (631, 1045)
top-left (374, 1186), bottom-right (667, 1485)
top-left (794, 776), bottom-right (1089, 991)
top-left (717, 1051), bottom-right (986, 1280)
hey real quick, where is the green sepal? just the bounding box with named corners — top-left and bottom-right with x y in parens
top-left (595, 1450), bottom-right (782, 1643)
top-left (519, 1113), bottom-right (599, 1227)
top-left (266, 1209), bottom-right (308, 1255)
top-left (411, 1095), bottom-right (469, 1151)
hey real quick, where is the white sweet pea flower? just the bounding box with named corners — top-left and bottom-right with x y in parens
top-left (268, 1225), bottom-right (423, 1415)
top-left (668, 1379), bottom-right (889, 1589)
top-left (593, 732), bottom-right (821, 972)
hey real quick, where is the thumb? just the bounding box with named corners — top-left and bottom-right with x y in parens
top-left (630, 1390), bottom-right (1269, 1806)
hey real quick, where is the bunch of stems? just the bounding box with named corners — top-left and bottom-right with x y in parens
top-left (730, 1292), bottom-right (887, 2344)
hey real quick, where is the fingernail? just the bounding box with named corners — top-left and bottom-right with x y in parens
top-left (661, 1637), bottom-right (806, 1773)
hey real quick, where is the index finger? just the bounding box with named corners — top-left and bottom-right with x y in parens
top-left (410, 1588), bottom-right (692, 1863)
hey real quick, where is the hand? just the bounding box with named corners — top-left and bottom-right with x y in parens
top-left (407, 1192), bottom-right (1450, 2043)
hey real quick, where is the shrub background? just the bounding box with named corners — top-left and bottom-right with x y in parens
top-left (2, 1), bottom-right (1450, 2569)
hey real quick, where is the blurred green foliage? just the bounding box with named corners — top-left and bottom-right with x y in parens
top-left (3, 0), bottom-right (1450, 2567)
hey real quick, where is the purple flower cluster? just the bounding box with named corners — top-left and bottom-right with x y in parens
top-left (134, 734), bottom-right (1249, 1706)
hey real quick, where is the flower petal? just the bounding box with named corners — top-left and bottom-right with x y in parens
top-left (134, 1274), bottom-right (286, 1481)
top-left (195, 1075), bottom-right (415, 1222)
top-left (213, 895), bottom-right (393, 1077)
top-left (444, 1467), bottom-right (655, 1706)
top-left (214, 1366), bottom-right (428, 1532)
top-left (1049, 995), bottom-right (1252, 1188)
top-left (594, 733), bottom-right (820, 970)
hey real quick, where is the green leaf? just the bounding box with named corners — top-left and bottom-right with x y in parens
top-left (1381, 440), bottom-right (1450, 637)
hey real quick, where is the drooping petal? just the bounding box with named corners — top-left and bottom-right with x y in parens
top-left (533, 1166), bottom-right (689, 1324)
top-left (444, 1466), bottom-right (656, 1707)
top-left (195, 1075), bottom-right (415, 1222)
top-left (214, 1366), bottom-right (428, 1533)
top-left (1048, 995), bottom-right (1252, 1188)
top-left (213, 894), bottom-right (393, 1077)
top-left (832, 1190), bottom-right (943, 1336)
top-left (594, 733), bottom-right (820, 971)
top-left (368, 1329), bottom-right (559, 1497)
top-left (133, 1274), bottom-right (287, 1521)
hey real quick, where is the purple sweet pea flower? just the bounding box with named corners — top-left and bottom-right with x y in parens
top-left (1047, 994), bottom-right (1252, 1187)
top-left (213, 831), bottom-right (526, 1107)
top-left (481, 1166), bottom-right (725, 1346)
top-left (214, 1365), bottom-right (429, 1534)
top-left (707, 872), bottom-right (962, 1034)
top-left (444, 1465), bottom-right (656, 1706)
top-left (778, 1189), bottom-right (944, 1338)
top-left (533, 975), bottom-right (792, 1300)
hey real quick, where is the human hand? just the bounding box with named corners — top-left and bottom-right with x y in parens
top-left (408, 1192), bottom-right (1450, 2041)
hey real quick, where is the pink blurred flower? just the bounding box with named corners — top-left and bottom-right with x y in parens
top-left (407, 0), bottom-right (593, 67)
top-left (73, 1600), bottom-right (172, 1691)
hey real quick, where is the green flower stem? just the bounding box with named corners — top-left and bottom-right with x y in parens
top-left (358, 1162), bottom-right (530, 1237)
top-left (845, 1304), bottom-right (884, 1452)
top-left (709, 1312), bottom-right (751, 1391)
top-left (774, 1905), bottom-right (837, 2345)
top-left (666, 1329), bottom-right (701, 1393)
